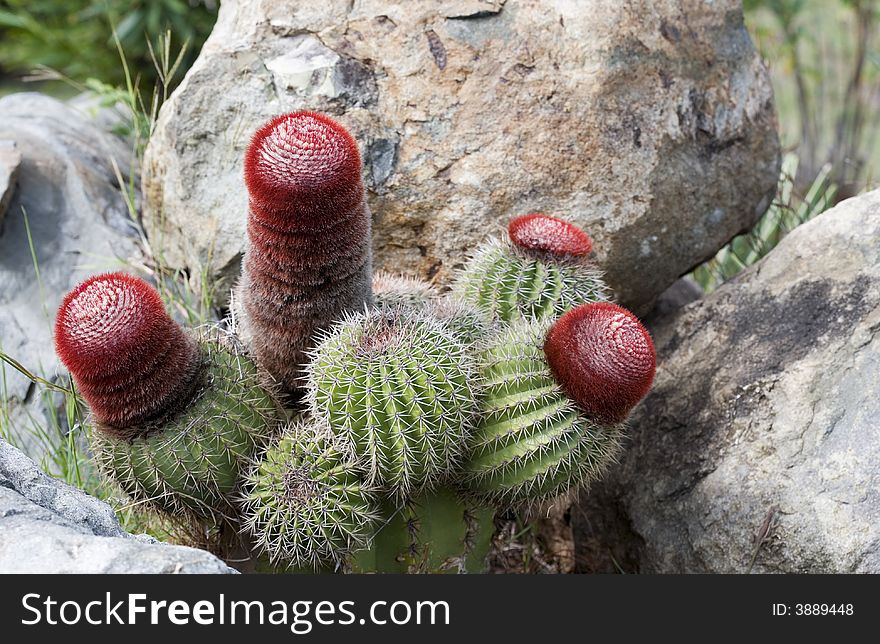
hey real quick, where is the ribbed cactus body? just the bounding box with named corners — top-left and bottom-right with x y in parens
top-left (454, 237), bottom-right (608, 323)
top-left (242, 421), bottom-right (378, 568)
top-left (241, 111), bottom-right (373, 398)
top-left (462, 320), bottom-right (624, 505)
top-left (91, 335), bottom-right (279, 518)
top-left (351, 488), bottom-right (494, 573)
top-left (307, 308), bottom-right (478, 496)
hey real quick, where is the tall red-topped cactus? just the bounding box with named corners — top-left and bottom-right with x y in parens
top-left (241, 111), bottom-right (373, 399)
top-left (55, 272), bottom-right (201, 437)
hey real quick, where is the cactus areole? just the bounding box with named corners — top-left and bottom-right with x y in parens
top-left (54, 272), bottom-right (200, 435)
top-left (544, 302), bottom-right (656, 423)
top-left (508, 212), bottom-right (593, 258)
top-left (242, 111), bottom-right (373, 398)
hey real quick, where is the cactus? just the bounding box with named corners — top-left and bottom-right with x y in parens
top-left (240, 111), bottom-right (373, 399)
top-left (462, 302), bottom-right (655, 505)
top-left (242, 419), bottom-right (378, 569)
top-left (306, 307), bottom-right (478, 497)
top-left (454, 213), bottom-right (608, 323)
top-left (372, 270), bottom-right (436, 308)
top-left (55, 273), bottom-right (279, 519)
top-left (351, 488), bottom-right (495, 573)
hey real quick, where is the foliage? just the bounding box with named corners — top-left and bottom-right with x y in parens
top-left (0, 0), bottom-right (216, 87)
top-left (744, 0), bottom-right (879, 198)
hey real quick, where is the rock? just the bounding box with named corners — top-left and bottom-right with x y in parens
top-left (0, 93), bottom-right (142, 459)
top-left (574, 189), bottom-right (880, 573)
top-left (0, 439), bottom-right (235, 573)
top-left (143, 0), bottom-right (779, 311)
top-left (0, 140), bottom-right (21, 226)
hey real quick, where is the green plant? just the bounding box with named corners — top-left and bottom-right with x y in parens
top-left (306, 307), bottom-right (478, 497)
top-left (744, 0), bottom-right (879, 198)
top-left (454, 213), bottom-right (608, 323)
top-left (242, 419), bottom-right (378, 569)
top-left (0, 0), bottom-right (216, 88)
top-left (351, 488), bottom-right (495, 574)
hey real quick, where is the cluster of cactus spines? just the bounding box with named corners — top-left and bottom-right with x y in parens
top-left (306, 307), bottom-right (478, 497)
top-left (54, 272), bottom-right (201, 437)
top-left (351, 489), bottom-right (495, 573)
top-left (453, 213), bottom-right (608, 323)
top-left (461, 317), bottom-right (625, 505)
top-left (241, 111), bottom-right (373, 398)
top-left (90, 327), bottom-right (280, 519)
top-left (544, 302), bottom-right (656, 423)
top-left (372, 270), bottom-right (437, 309)
top-left (242, 420), bottom-right (378, 568)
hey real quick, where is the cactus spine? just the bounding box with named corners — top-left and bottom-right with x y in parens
top-left (242, 420), bottom-right (378, 568)
top-left (241, 111), bottom-right (373, 399)
top-left (454, 213), bottom-right (608, 323)
top-left (306, 307), bottom-right (478, 497)
top-left (55, 273), bottom-right (279, 519)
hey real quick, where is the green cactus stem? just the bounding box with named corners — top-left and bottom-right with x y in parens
top-left (306, 307), bottom-right (479, 497)
top-left (91, 331), bottom-right (280, 519)
top-left (350, 488), bottom-right (495, 573)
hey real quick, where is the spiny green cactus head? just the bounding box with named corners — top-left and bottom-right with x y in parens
top-left (544, 302), bottom-right (655, 423)
top-left (453, 213), bottom-right (608, 323)
top-left (461, 317), bottom-right (625, 506)
top-left (306, 306), bottom-right (479, 497)
top-left (372, 270), bottom-right (437, 309)
top-left (90, 329), bottom-right (280, 520)
top-left (54, 272), bottom-right (200, 438)
top-left (242, 419), bottom-right (378, 569)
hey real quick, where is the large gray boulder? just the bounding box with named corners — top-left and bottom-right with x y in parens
top-left (575, 189), bottom-right (880, 573)
top-left (0, 93), bottom-right (142, 459)
top-left (0, 439), bottom-right (235, 573)
top-left (143, 0), bottom-right (779, 311)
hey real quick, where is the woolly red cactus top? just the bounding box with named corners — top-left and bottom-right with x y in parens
top-left (544, 302), bottom-right (655, 423)
top-left (508, 213), bottom-right (593, 257)
top-left (55, 272), bottom-right (199, 432)
top-left (244, 111), bottom-right (363, 224)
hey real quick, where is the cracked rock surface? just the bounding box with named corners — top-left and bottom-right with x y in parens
top-left (143, 0), bottom-right (779, 312)
top-left (0, 439), bottom-right (235, 573)
top-left (574, 189), bottom-right (880, 573)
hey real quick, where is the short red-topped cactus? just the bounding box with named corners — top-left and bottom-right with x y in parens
top-left (454, 212), bottom-right (606, 322)
top-left (240, 111), bottom-right (373, 398)
top-left (544, 302), bottom-right (656, 423)
top-left (508, 212), bottom-right (593, 257)
top-left (54, 272), bottom-right (200, 435)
